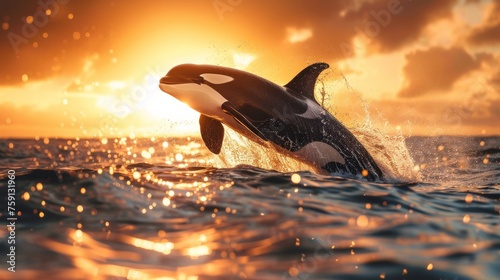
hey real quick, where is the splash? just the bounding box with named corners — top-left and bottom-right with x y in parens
top-left (321, 70), bottom-right (421, 182)
top-left (351, 122), bottom-right (421, 182)
top-left (212, 128), bottom-right (319, 174)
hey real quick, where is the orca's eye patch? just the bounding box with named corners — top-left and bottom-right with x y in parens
top-left (200, 73), bottom-right (234, 84)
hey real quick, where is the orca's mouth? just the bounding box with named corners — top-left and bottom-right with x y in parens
top-left (160, 75), bottom-right (204, 85)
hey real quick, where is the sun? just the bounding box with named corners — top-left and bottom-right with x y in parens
top-left (146, 87), bottom-right (199, 122)
top-left (141, 74), bottom-right (200, 135)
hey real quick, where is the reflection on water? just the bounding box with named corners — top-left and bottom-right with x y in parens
top-left (0, 136), bottom-right (499, 279)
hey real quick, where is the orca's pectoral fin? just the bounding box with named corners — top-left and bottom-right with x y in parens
top-left (221, 102), bottom-right (268, 141)
top-left (199, 114), bottom-right (224, 154)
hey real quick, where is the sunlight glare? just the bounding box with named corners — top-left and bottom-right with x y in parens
top-left (186, 245), bottom-right (211, 258)
top-left (232, 52), bottom-right (256, 70)
top-left (146, 87), bottom-right (199, 121)
top-left (108, 80), bottom-right (127, 90)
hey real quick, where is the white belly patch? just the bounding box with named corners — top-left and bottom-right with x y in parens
top-left (294, 141), bottom-right (345, 166)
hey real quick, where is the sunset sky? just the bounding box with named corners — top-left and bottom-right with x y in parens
top-left (1, 0), bottom-right (499, 138)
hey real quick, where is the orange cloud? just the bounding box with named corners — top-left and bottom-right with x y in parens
top-left (467, 0), bottom-right (500, 45)
top-left (286, 27), bottom-right (313, 44)
top-left (344, 0), bottom-right (456, 53)
top-left (0, 0), bottom-right (498, 138)
top-left (398, 47), bottom-right (481, 97)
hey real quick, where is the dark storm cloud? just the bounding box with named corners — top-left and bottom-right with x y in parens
top-left (467, 0), bottom-right (500, 45)
top-left (398, 47), bottom-right (481, 98)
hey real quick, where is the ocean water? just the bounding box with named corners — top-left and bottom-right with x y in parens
top-left (0, 134), bottom-right (499, 280)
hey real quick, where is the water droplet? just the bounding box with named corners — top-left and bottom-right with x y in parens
top-left (356, 215), bottom-right (369, 227)
top-left (463, 214), bottom-right (471, 223)
top-left (141, 150), bottom-right (151, 159)
top-left (74, 229), bottom-right (83, 241)
top-left (291, 173), bottom-right (301, 184)
top-left (289, 267), bottom-right (299, 277)
top-left (162, 197), bottom-right (171, 206)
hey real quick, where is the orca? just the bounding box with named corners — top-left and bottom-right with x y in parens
top-left (159, 63), bottom-right (384, 181)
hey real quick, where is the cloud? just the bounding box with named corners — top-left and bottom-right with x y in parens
top-left (214, 0), bottom-right (459, 75)
top-left (0, 0), bottom-right (132, 85)
top-left (467, 0), bottom-right (500, 45)
top-left (492, 68), bottom-right (500, 83)
top-left (344, 0), bottom-right (457, 53)
top-left (370, 95), bottom-right (500, 135)
top-left (224, 1), bottom-right (357, 63)
top-left (0, 0), bottom-right (464, 88)
top-left (286, 27), bottom-right (313, 44)
top-left (398, 47), bottom-right (481, 97)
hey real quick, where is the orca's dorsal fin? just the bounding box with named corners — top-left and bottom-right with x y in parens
top-left (284, 62), bottom-right (329, 100)
top-left (199, 114), bottom-right (224, 154)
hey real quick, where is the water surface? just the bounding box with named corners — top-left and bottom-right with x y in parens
top-left (0, 135), bottom-right (499, 279)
